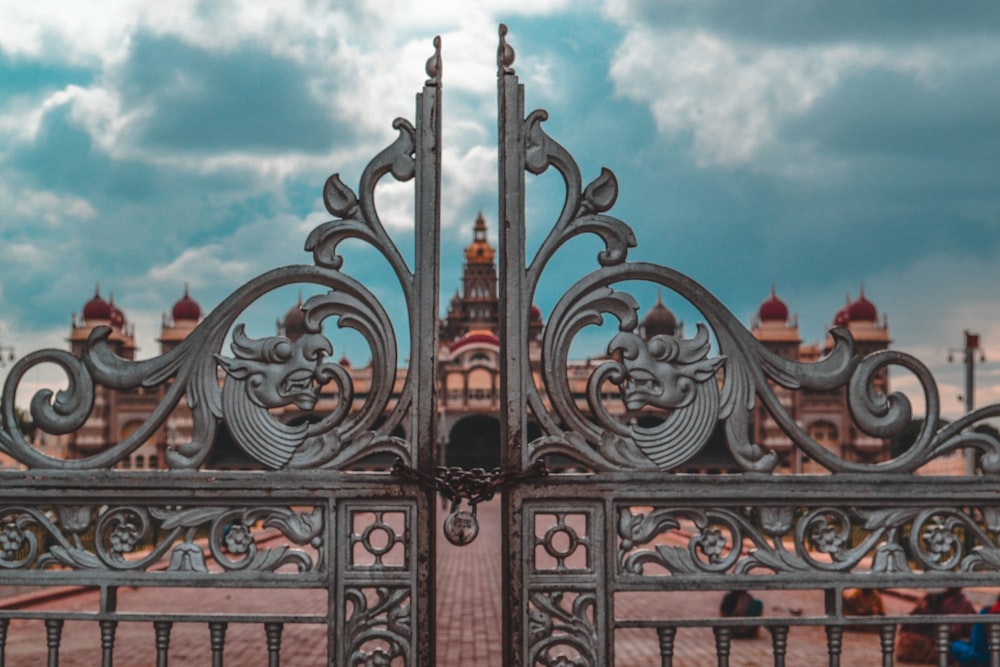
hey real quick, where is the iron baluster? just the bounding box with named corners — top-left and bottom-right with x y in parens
top-left (154, 621), bottom-right (172, 667)
top-left (657, 626), bottom-right (676, 667)
top-left (265, 622), bottom-right (282, 667)
top-left (99, 620), bottom-right (117, 667)
top-left (713, 625), bottom-right (732, 667)
top-left (879, 624), bottom-right (895, 667)
top-left (770, 625), bottom-right (789, 667)
top-left (825, 625), bottom-right (843, 667)
top-left (209, 622), bottom-right (226, 667)
top-left (45, 618), bottom-right (63, 667)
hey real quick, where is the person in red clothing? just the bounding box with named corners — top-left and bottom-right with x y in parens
top-left (896, 588), bottom-right (977, 663)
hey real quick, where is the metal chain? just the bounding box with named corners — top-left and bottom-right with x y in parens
top-left (391, 458), bottom-right (548, 506)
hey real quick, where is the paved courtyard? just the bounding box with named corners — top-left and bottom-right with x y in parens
top-left (1, 498), bottom-right (991, 665)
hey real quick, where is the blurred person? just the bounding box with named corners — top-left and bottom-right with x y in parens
top-left (897, 588), bottom-right (976, 663)
top-left (843, 588), bottom-right (886, 632)
top-left (720, 590), bottom-right (763, 639)
top-left (950, 595), bottom-right (1000, 667)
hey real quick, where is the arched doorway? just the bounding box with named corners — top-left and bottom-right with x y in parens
top-left (445, 415), bottom-right (501, 469)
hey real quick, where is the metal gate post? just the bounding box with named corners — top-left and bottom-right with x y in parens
top-left (412, 38), bottom-right (443, 665)
top-left (498, 24), bottom-right (529, 667)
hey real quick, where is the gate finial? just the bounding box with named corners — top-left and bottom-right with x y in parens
top-left (425, 35), bottom-right (441, 85)
top-left (498, 24), bottom-right (515, 73)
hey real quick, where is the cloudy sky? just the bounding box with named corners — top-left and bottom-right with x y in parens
top-left (1, 1), bottom-right (998, 419)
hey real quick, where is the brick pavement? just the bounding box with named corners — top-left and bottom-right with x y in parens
top-left (3, 499), bottom-right (994, 665)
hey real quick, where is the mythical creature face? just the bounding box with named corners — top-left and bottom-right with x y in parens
top-left (217, 325), bottom-right (336, 410)
top-left (608, 324), bottom-right (724, 411)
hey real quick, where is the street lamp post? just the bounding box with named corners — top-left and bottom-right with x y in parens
top-left (950, 331), bottom-right (985, 474)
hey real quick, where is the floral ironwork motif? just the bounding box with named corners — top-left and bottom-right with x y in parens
top-left (527, 591), bottom-right (598, 667)
top-left (616, 504), bottom-right (1000, 578)
top-left (344, 587), bottom-right (411, 666)
top-left (0, 504), bottom-right (322, 574)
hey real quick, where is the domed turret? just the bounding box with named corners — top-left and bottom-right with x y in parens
top-left (641, 294), bottom-right (677, 339)
top-left (108, 293), bottom-right (125, 330)
top-left (833, 294), bottom-right (851, 327)
top-left (758, 286), bottom-right (788, 323)
top-left (847, 287), bottom-right (878, 322)
top-left (172, 285), bottom-right (202, 322)
top-left (282, 295), bottom-right (307, 341)
top-left (82, 286), bottom-right (112, 321)
top-left (464, 212), bottom-right (495, 264)
top-left (108, 299), bottom-right (125, 329)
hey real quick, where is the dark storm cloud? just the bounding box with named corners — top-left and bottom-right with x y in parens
top-left (115, 32), bottom-right (342, 153)
top-left (619, 0), bottom-right (1000, 45)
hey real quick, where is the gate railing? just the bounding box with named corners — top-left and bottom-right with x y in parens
top-left (1, 26), bottom-right (1000, 667)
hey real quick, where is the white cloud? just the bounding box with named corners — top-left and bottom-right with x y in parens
top-left (606, 26), bottom-right (943, 171)
top-left (0, 182), bottom-right (96, 228)
top-left (147, 245), bottom-right (254, 288)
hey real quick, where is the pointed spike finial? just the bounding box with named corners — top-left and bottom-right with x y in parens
top-left (498, 24), bottom-right (515, 74)
top-left (425, 35), bottom-right (442, 85)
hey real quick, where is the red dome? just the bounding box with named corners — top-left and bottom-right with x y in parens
top-left (172, 287), bottom-right (201, 321)
top-left (283, 298), bottom-right (307, 341)
top-left (530, 304), bottom-right (542, 320)
top-left (449, 330), bottom-right (500, 353)
top-left (106, 293), bottom-right (126, 329)
top-left (641, 295), bottom-right (677, 338)
top-left (847, 291), bottom-right (878, 322)
top-left (82, 288), bottom-right (112, 321)
top-left (109, 303), bottom-right (125, 329)
top-left (833, 307), bottom-right (850, 327)
top-left (758, 287), bottom-right (788, 322)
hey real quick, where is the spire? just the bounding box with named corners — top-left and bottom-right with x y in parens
top-left (465, 212), bottom-right (495, 264)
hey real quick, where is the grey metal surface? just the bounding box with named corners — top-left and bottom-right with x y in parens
top-left (0, 36), bottom-right (442, 667)
top-left (495, 25), bottom-right (1000, 667)
top-left (2, 25), bottom-right (1000, 666)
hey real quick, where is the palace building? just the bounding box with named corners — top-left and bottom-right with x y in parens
top-left (50, 215), bottom-right (891, 472)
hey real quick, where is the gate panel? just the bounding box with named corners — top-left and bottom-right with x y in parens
top-left (0, 39), bottom-right (442, 667)
top-left (496, 27), bottom-right (1000, 666)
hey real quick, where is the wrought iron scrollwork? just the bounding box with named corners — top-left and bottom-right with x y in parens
top-left (0, 504), bottom-right (322, 574)
top-left (528, 591), bottom-right (599, 667)
top-left (616, 503), bottom-right (1000, 578)
top-left (344, 587), bottom-right (411, 666)
top-left (514, 65), bottom-right (1000, 475)
top-left (0, 105), bottom-right (433, 472)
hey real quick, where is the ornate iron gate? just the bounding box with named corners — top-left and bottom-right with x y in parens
top-left (3, 27), bottom-right (1000, 667)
